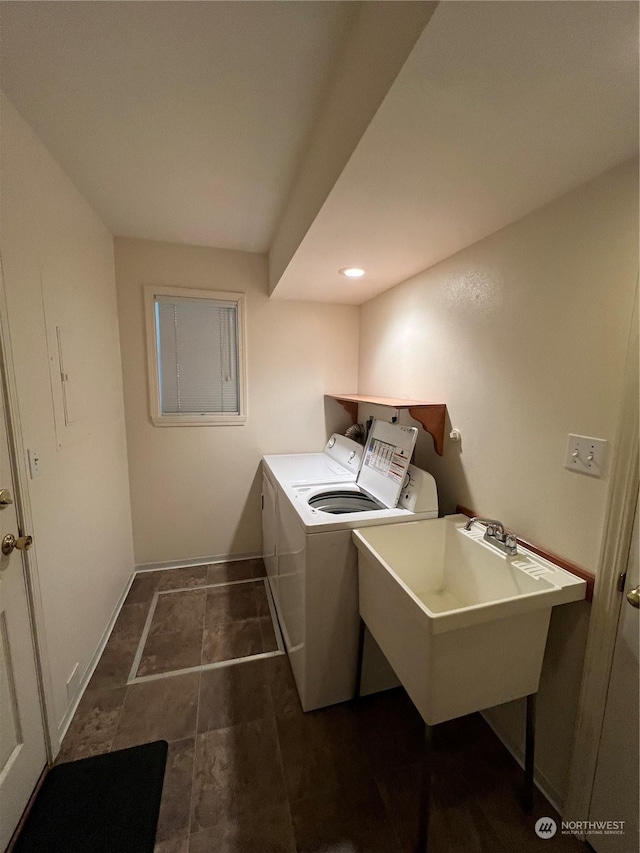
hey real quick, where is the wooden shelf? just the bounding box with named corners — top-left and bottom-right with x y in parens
top-left (326, 394), bottom-right (447, 456)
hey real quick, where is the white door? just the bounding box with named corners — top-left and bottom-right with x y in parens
top-left (0, 343), bottom-right (47, 850)
top-left (589, 497), bottom-right (639, 853)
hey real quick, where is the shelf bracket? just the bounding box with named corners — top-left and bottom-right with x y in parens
top-left (408, 407), bottom-right (446, 456)
top-left (334, 398), bottom-right (359, 423)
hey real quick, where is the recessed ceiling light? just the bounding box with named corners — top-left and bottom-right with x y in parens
top-left (339, 267), bottom-right (366, 278)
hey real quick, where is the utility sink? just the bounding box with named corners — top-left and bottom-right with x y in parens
top-left (352, 514), bottom-right (586, 725)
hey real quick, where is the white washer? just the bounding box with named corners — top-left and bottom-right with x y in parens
top-left (262, 420), bottom-right (439, 712)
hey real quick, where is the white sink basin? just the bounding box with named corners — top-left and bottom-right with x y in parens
top-left (353, 514), bottom-right (586, 725)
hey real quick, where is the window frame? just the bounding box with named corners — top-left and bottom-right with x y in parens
top-left (144, 285), bottom-right (247, 427)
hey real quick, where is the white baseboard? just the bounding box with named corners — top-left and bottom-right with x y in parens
top-left (135, 550), bottom-right (262, 573)
top-left (481, 711), bottom-right (564, 814)
top-left (56, 570), bottom-right (136, 748)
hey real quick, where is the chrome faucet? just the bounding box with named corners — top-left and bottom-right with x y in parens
top-left (464, 517), bottom-right (518, 556)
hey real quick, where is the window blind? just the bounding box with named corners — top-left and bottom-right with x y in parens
top-left (155, 297), bottom-right (240, 416)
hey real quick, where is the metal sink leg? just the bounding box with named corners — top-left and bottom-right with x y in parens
top-left (524, 692), bottom-right (537, 813)
top-left (417, 723), bottom-right (434, 852)
top-left (354, 617), bottom-right (366, 701)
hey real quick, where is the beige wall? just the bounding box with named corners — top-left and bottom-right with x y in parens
top-left (359, 159), bottom-right (637, 573)
top-left (0, 94), bottom-right (134, 736)
top-left (357, 159), bottom-right (638, 807)
top-left (115, 237), bottom-right (359, 566)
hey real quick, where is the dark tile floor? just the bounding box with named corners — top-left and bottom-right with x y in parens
top-left (57, 559), bottom-right (587, 853)
top-left (134, 579), bottom-right (278, 677)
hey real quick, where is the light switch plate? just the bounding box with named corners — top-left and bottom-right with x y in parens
top-left (565, 434), bottom-right (607, 477)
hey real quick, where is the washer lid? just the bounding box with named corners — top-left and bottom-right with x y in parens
top-left (357, 420), bottom-right (418, 508)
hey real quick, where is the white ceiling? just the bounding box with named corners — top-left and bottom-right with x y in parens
top-left (0, 1), bottom-right (355, 252)
top-left (274, 1), bottom-right (640, 303)
top-left (1, 2), bottom-right (638, 303)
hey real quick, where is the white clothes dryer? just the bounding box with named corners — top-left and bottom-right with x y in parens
top-left (262, 433), bottom-right (363, 487)
top-left (262, 434), bottom-right (363, 608)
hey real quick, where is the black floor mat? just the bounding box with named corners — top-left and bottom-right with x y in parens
top-left (13, 740), bottom-right (168, 853)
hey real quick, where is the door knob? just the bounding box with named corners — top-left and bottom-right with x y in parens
top-left (626, 586), bottom-right (640, 609)
top-left (0, 489), bottom-right (13, 507)
top-left (1, 533), bottom-right (33, 556)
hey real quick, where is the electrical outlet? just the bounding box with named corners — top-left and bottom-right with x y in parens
top-left (565, 434), bottom-right (607, 477)
top-left (27, 449), bottom-right (41, 478)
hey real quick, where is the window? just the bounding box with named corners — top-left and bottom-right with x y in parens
top-left (145, 286), bottom-right (246, 426)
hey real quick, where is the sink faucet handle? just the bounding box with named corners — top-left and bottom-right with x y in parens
top-left (464, 516), bottom-right (518, 556)
top-left (464, 516), bottom-right (505, 535)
